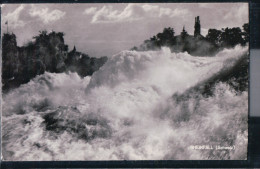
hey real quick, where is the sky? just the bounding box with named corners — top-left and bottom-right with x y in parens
top-left (1, 3), bottom-right (248, 57)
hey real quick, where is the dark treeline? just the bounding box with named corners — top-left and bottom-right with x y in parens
top-left (2, 17), bottom-right (249, 91)
top-left (131, 18), bottom-right (249, 97)
top-left (132, 21), bottom-right (249, 56)
top-left (2, 30), bottom-right (107, 91)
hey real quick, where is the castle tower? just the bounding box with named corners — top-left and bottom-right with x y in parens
top-left (194, 16), bottom-right (201, 37)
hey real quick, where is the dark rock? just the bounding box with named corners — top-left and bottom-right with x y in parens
top-left (42, 107), bottom-right (112, 141)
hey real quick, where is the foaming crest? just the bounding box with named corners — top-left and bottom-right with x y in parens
top-left (2, 46), bottom-right (248, 160)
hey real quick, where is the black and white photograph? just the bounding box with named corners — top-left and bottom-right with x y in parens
top-left (1, 3), bottom-right (249, 161)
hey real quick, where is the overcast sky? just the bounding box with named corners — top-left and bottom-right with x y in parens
top-left (1, 3), bottom-right (248, 57)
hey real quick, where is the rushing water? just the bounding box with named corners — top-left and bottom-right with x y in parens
top-left (2, 46), bottom-right (248, 160)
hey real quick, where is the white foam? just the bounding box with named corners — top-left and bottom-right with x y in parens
top-left (2, 46), bottom-right (248, 160)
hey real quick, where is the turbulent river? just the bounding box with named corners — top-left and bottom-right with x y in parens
top-left (2, 46), bottom-right (248, 160)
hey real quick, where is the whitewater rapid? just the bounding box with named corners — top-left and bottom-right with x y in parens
top-left (2, 46), bottom-right (248, 160)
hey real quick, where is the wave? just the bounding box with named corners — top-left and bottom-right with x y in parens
top-left (2, 46), bottom-right (248, 160)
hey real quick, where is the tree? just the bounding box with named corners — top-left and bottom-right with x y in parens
top-left (206, 29), bottom-right (222, 46)
top-left (131, 46), bottom-right (138, 51)
top-left (242, 23), bottom-right (249, 44)
top-left (156, 27), bottom-right (175, 46)
top-left (220, 27), bottom-right (243, 47)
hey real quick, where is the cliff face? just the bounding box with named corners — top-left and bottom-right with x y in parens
top-left (2, 32), bottom-right (107, 91)
top-left (2, 33), bottom-right (19, 80)
top-left (14, 32), bottom-right (69, 87)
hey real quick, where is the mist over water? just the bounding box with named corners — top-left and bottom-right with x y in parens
top-left (2, 46), bottom-right (248, 160)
